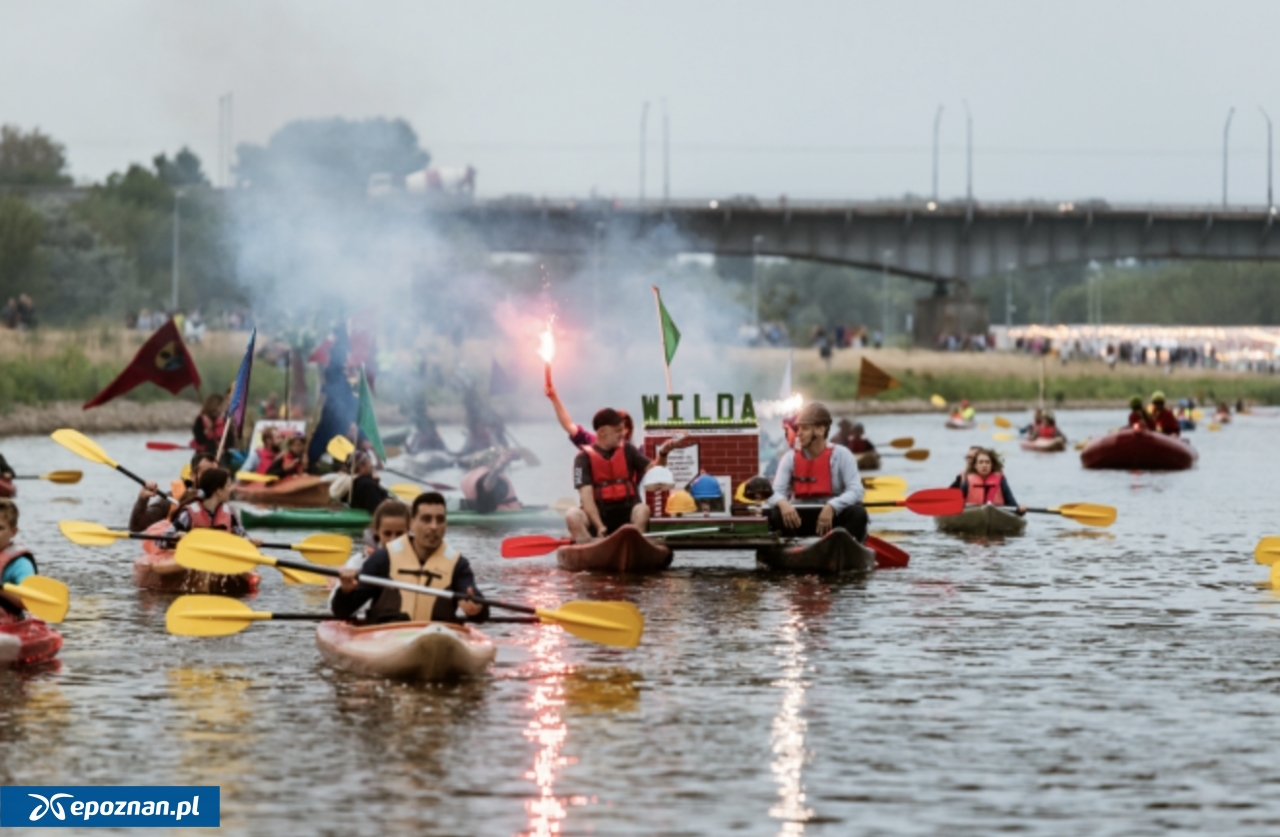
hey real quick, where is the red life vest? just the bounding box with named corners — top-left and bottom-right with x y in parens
top-left (254, 447), bottom-right (276, 475)
top-left (200, 414), bottom-right (226, 443)
top-left (849, 438), bottom-right (872, 453)
top-left (277, 452), bottom-right (304, 475)
top-left (0, 543), bottom-right (35, 616)
top-left (964, 473), bottom-right (1005, 506)
top-left (185, 502), bottom-right (235, 531)
top-left (1037, 425), bottom-right (1056, 439)
top-left (792, 447), bottom-right (835, 498)
top-left (586, 447), bottom-right (637, 504)
top-left (1152, 409), bottom-right (1181, 436)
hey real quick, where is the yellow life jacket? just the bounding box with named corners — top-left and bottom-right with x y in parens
top-left (369, 535), bottom-right (458, 623)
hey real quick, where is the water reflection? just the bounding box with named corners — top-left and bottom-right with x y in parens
top-left (521, 623), bottom-right (570, 837)
top-left (769, 603), bottom-right (814, 835)
top-left (167, 666), bottom-right (256, 830)
top-left (561, 667), bottom-right (642, 715)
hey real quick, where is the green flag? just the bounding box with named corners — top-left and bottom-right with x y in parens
top-left (653, 286), bottom-right (681, 366)
top-left (356, 366), bottom-right (385, 462)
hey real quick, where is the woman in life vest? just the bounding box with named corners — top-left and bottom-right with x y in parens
top-left (192, 394), bottom-right (227, 457)
top-left (166, 468), bottom-right (261, 545)
top-left (949, 446), bottom-right (983, 490)
top-left (1037, 413), bottom-right (1065, 442)
top-left (1021, 408), bottom-right (1045, 439)
top-left (0, 499), bottom-right (40, 620)
top-left (1127, 396), bottom-right (1154, 431)
top-left (958, 448), bottom-right (1026, 515)
top-left (268, 434), bottom-right (308, 479)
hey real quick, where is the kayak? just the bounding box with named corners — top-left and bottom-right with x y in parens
top-left (241, 505), bottom-right (565, 531)
top-left (756, 529), bottom-right (876, 574)
top-left (315, 620), bottom-right (496, 681)
top-left (946, 418), bottom-right (976, 430)
top-left (855, 451), bottom-right (881, 471)
top-left (134, 550), bottom-right (261, 597)
top-left (556, 525), bottom-right (673, 573)
top-left (1020, 437), bottom-right (1066, 453)
top-left (1080, 429), bottom-right (1197, 471)
top-left (935, 504), bottom-right (1027, 537)
top-left (0, 479), bottom-right (14, 499)
top-left (231, 475), bottom-right (332, 509)
top-left (0, 614), bottom-right (62, 667)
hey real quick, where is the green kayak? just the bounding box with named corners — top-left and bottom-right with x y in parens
top-left (241, 506), bottom-right (564, 531)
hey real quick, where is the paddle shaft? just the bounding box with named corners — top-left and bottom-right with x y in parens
top-left (380, 467), bottom-right (455, 492)
top-left (199, 611), bottom-right (540, 624)
top-left (114, 463), bottom-right (178, 505)
top-left (125, 530), bottom-right (321, 553)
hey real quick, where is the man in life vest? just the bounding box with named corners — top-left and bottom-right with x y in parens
top-left (460, 448), bottom-right (522, 514)
top-left (243, 427), bottom-right (281, 475)
top-left (0, 499), bottom-right (39, 620)
top-left (766, 402), bottom-right (868, 541)
top-left (166, 468), bottom-right (261, 545)
top-left (1037, 412), bottom-right (1065, 442)
top-left (1148, 391), bottom-right (1181, 436)
top-left (332, 492), bottom-right (489, 624)
top-left (1127, 396), bottom-right (1154, 431)
top-left (565, 408), bottom-right (675, 541)
top-left (957, 448), bottom-right (1026, 515)
top-left (268, 433), bottom-right (309, 479)
top-left (129, 452), bottom-right (217, 532)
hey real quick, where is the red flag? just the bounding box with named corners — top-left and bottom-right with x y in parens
top-left (307, 336), bottom-right (333, 367)
top-left (83, 318), bottom-right (201, 409)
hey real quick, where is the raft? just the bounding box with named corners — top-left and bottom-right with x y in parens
top-left (315, 621), bottom-right (496, 682)
top-left (241, 505), bottom-right (564, 531)
top-left (935, 504), bottom-right (1027, 537)
top-left (756, 529), bottom-right (876, 574)
top-left (134, 549), bottom-right (261, 597)
top-left (556, 525), bottom-right (673, 574)
top-left (946, 417), bottom-right (976, 430)
top-left (231, 475), bottom-right (332, 509)
top-left (1079, 429), bottom-right (1197, 471)
top-left (1020, 437), bottom-right (1066, 453)
top-left (0, 614), bottom-right (62, 667)
top-left (0, 479), bottom-right (14, 499)
top-left (855, 451), bottom-right (881, 471)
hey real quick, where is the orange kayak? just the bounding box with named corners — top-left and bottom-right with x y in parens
top-left (231, 475), bottom-right (332, 508)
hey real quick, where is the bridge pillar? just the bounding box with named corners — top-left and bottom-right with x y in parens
top-left (913, 291), bottom-right (989, 348)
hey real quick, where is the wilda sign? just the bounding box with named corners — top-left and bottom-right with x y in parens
top-left (641, 393), bottom-right (757, 424)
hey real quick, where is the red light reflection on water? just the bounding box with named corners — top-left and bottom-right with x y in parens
top-left (519, 621), bottom-right (578, 837)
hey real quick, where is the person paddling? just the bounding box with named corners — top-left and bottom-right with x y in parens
top-left (1148, 391), bottom-right (1181, 436)
top-left (460, 448), bottom-right (522, 514)
top-left (129, 452), bottom-right (216, 532)
top-left (1021, 408), bottom-right (1045, 439)
top-left (1127, 396), bottom-right (1153, 431)
top-left (166, 468), bottom-right (261, 545)
top-left (766, 402), bottom-right (869, 542)
top-left (565, 408), bottom-right (674, 542)
top-left (837, 421), bottom-right (875, 454)
top-left (958, 448), bottom-right (1026, 515)
top-left (332, 492), bottom-right (489, 624)
top-left (949, 446), bottom-right (982, 490)
top-left (267, 433), bottom-right (309, 479)
top-left (1037, 412), bottom-right (1065, 442)
top-left (0, 499), bottom-right (39, 620)
top-left (243, 427), bottom-right (281, 475)
top-left (952, 399), bottom-right (976, 423)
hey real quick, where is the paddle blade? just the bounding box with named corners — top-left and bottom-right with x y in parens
top-left (1253, 537), bottom-right (1280, 566)
top-left (992, 433), bottom-right (1013, 442)
top-left (866, 534), bottom-right (909, 569)
top-left (235, 471), bottom-right (277, 484)
top-left (1207, 423), bottom-right (1222, 432)
top-left (327, 435), bottom-right (356, 462)
top-left (52, 428), bottom-right (117, 468)
top-left (58, 520), bottom-right (127, 546)
top-left (4, 576), bottom-right (69, 623)
top-left (888, 437), bottom-right (914, 449)
top-left (1271, 561), bottom-right (1280, 589)
top-left (166, 595), bottom-right (259, 637)
top-left (279, 566), bottom-right (330, 585)
top-left (291, 534), bottom-right (353, 566)
top-left (901, 488), bottom-right (965, 516)
top-left (502, 535), bottom-right (572, 558)
top-left (535, 600), bottom-right (644, 648)
top-left (388, 483), bottom-right (420, 502)
top-left (146, 441), bottom-right (187, 451)
top-left (862, 475), bottom-right (907, 493)
top-left (175, 529), bottom-right (272, 574)
top-left (42, 470), bottom-right (84, 484)
top-left (384, 444), bottom-right (403, 459)
top-left (994, 416), bottom-right (1013, 428)
top-left (904, 449), bottom-right (930, 461)
top-left (930, 394), bottom-right (947, 408)
top-left (1053, 503), bottom-right (1117, 528)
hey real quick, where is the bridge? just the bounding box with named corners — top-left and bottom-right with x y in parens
top-left (428, 196), bottom-right (1280, 288)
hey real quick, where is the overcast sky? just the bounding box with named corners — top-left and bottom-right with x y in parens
top-left (4, 0), bottom-right (1280, 205)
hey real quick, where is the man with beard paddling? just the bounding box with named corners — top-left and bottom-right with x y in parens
top-left (332, 492), bottom-right (489, 624)
top-left (767, 402), bottom-right (868, 542)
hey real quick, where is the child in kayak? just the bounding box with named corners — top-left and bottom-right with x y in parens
top-left (166, 468), bottom-right (262, 546)
top-left (268, 433), bottom-right (309, 479)
top-left (0, 499), bottom-right (37, 619)
top-left (130, 451), bottom-right (218, 531)
top-left (365, 499), bottom-right (410, 557)
top-left (957, 449), bottom-right (1026, 515)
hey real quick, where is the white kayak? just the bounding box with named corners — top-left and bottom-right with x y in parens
top-left (315, 621), bottom-right (497, 682)
top-left (934, 504), bottom-right (1028, 537)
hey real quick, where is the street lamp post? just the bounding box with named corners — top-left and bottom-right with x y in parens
top-left (751, 234), bottom-right (764, 331)
top-left (639, 101), bottom-right (650, 204)
top-left (662, 99), bottom-right (670, 204)
top-left (171, 189), bottom-right (182, 312)
top-left (1005, 263), bottom-right (1015, 327)
top-left (881, 250), bottom-right (893, 345)
top-left (963, 100), bottom-right (973, 208)
top-left (1262, 106), bottom-right (1274, 210)
top-left (932, 105), bottom-right (943, 202)
top-left (1223, 106), bottom-right (1235, 207)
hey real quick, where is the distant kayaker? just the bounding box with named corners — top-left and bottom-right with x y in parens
top-left (1021, 408), bottom-right (1045, 439)
top-left (1127, 396), bottom-right (1153, 431)
top-left (958, 448), bottom-right (1026, 515)
top-left (460, 448), bottom-right (522, 514)
top-left (949, 446), bottom-right (983, 490)
top-left (565, 408), bottom-right (676, 542)
top-left (130, 451), bottom-right (217, 532)
top-left (166, 468), bottom-right (262, 546)
top-left (951, 399), bottom-right (976, 422)
top-left (192, 394), bottom-right (227, 458)
top-left (332, 492), bottom-right (490, 624)
top-left (0, 453), bottom-right (13, 480)
top-left (1037, 413), bottom-right (1065, 442)
top-left (0, 499), bottom-right (38, 619)
top-left (1148, 391), bottom-right (1181, 436)
top-left (545, 375), bottom-right (634, 449)
top-left (267, 434), bottom-right (309, 479)
top-left (766, 402), bottom-right (868, 542)
top-left (347, 451), bottom-right (390, 515)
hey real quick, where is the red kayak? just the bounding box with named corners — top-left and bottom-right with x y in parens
top-left (0, 613), bottom-right (62, 667)
top-left (0, 479), bottom-right (14, 499)
top-left (1080, 429), bottom-right (1197, 471)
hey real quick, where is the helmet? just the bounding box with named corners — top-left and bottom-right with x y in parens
top-left (1151, 390), bottom-right (1166, 404)
top-left (688, 473), bottom-right (723, 500)
top-left (642, 466), bottom-right (676, 492)
top-left (1129, 396), bottom-right (1143, 409)
top-left (796, 402), bottom-right (832, 427)
top-left (665, 490), bottom-right (697, 516)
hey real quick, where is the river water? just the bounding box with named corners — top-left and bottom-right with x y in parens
top-left (0, 409), bottom-right (1277, 836)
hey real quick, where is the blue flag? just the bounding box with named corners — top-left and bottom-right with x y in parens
top-left (224, 329), bottom-right (255, 437)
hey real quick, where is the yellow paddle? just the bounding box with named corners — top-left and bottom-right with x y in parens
top-left (1191, 408), bottom-right (1204, 420)
top-left (235, 471), bottom-right (278, 484)
top-left (862, 475), bottom-right (907, 493)
top-left (881, 449), bottom-right (930, 461)
top-left (52, 428), bottom-right (174, 501)
top-left (1207, 423), bottom-right (1222, 432)
top-left (2, 576), bottom-right (70, 623)
top-left (57, 520), bottom-right (351, 565)
top-left (388, 483), bottom-right (421, 502)
top-left (1271, 562), bottom-right (1280, 588)
top-left (888, 437), bottom-right (914, 449)
top-left (174, 529), bottom-right (644, 648)
top-left (930, 394), bottom-right (947, 408)
top-left (1019, 503), bottom-right (1117, 527)
top-left (994, 416), bottom-right (1013, 429)
top-left (992, 432), bottom-right (1013, 442)
top-left (13, 470), bottom-right (83, 485)
top-left (326, 435), bottom-right (355, 463)
top-left (1252, 537), bottom-right (1280, 565)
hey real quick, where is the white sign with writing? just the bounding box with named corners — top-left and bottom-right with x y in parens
top-left (665, 446), bottom-right (700, 489)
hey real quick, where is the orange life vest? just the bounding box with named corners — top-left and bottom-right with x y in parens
top-left (964, 473), bottom-right (1005, 506)
top-left (255, 447), bottom-right (276, 475)
top-left (184, 502), bottom-right (235, 531)
top-left (586, 447), bottom-right (637, 505)
top-left (0, 542), bottom-right (35, 616)
top-left (792, 447), bottom-right (835, 498)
